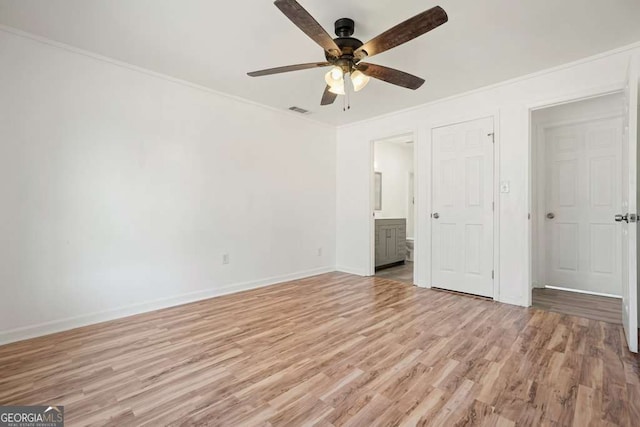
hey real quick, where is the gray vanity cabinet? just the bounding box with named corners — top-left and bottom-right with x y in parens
top-left (375, 219), bottom-right (406, 268)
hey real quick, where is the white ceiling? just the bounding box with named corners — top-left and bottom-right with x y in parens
top-left (2, 0), bottom-right (640, 126)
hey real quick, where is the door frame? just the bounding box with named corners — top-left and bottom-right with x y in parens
top-left (368, 131), bottom-right (418, 279)
top-left (532, 112), bottom-right (625, 297)
top-left (428, 114), bottom-right (499, 299)
top-left (526, 83), bottom-right (626, 306)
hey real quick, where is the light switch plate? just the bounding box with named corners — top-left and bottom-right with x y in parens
top-left (500, 181), bottom-right (510, 193)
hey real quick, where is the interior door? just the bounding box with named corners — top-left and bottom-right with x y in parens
top-left (621, 57), bottom-right (639, 353)
top-left (544, 118), bottom-right (623, 295)
top-left (431, 117), bottom-right (494, 297)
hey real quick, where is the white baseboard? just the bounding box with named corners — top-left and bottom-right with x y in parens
top-left (544, 285), bottom-right (622, 299)
top-left (335, 265), bottom-right (369, 276)
top-left (0, 266), bottom-right (335, 346)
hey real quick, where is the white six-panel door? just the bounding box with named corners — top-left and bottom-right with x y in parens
top-left (544, 118), bottom-right (623, 295)
top-left (431, 117), bottom-right (494, 297)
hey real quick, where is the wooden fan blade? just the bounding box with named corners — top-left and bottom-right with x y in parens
top-left (274, 0), bottom-right (341, 57)
top-left (354, 6), bottom-right (448, 60)
top-left (358, 63), bottom-right (425, 90)
top-left (248, 62), bottom-right (331, 77)
top-left (321, 85), bottom-right (338, 105)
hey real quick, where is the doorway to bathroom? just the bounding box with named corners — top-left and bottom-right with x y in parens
top-left (372, 133), bottom-right (415, 285)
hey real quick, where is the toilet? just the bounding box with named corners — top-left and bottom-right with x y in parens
top-left (406, 237), bottom-right (414, 262)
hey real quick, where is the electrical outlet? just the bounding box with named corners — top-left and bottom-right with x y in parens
top-left (317, 248), bottom-right (323, 257)
top-left (222, 253), bottom-right (230, 265)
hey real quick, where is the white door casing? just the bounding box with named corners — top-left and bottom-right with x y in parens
top-left (408, 172), bottom-right (415, 238)
top-left (621, 57), bottom-right (639, 353)
top-left (544, 118), bottom-right (623, 296)
top-left (431, 117), bottom-right (494, 297)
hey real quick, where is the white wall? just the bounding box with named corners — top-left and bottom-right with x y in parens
top-left (374, 141), bottom-right (414, 237)
top-left (532, 93), bottom-right (624, 124)
top-left (336, 43), bottom-right (640, 305)
top-left (0, 29), bottom-right (336, 344)
top-left (531, 94), bottom-right (624, 291)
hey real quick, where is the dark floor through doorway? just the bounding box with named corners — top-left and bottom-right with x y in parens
top-left (375, 261), bottom-right (414, 285)
top-left (532, 287), bottom-right (621, 324)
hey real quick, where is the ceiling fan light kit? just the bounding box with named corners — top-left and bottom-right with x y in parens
top-left (248, 0), bottom-right (448, 108)
top-left (324, 67), bottom-right (368, 95)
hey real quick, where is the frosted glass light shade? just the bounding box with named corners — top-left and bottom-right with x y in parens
top-left (350, 70), bottom-right (370, 92)
top-left (328, 82), bottom-right (345, 95)
top-left (325, 66), bottom-right (345, 95)
top-left (325, 67), bottom-right (344, 87)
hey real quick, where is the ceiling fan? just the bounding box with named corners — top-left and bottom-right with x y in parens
top-left (247, 0), bottom-right (448, 107)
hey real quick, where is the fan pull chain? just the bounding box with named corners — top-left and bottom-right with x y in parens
top-left (343, 74), bottom-right (351, 111)
top-left (342, 74), bottom-right (347, 111)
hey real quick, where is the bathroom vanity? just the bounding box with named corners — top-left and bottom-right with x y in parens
top-left (375, 218), bottom-right (407, 269)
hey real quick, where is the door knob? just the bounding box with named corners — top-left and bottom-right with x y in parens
top-left (432, 212), bottom-right (439, 219)
top-left (616, 213), bottom-right (638, 223)
top-left (615, 214), bottom-right (629, 223)
top-left (546, 213), bottom-right (555, 219)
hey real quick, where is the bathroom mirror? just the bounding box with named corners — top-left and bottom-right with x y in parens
top-left (374, 172), bottom-right (382, 211)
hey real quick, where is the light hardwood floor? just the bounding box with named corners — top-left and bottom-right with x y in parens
top-left (0, 272), bottom-right (639, 426)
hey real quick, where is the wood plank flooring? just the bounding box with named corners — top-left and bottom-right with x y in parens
top-left (375, 261), bottom-right (414, 285)
top-left (532, 287), bottom-right (622, 324)
top-left (1, 272), bottom-right (639, 426)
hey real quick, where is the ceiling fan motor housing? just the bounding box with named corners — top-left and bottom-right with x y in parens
top-left (334, 18), bottom-right (355, 37)
top-left (325, 18), bottom-right (364, 66)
